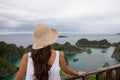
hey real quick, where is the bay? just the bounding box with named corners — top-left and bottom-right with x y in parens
top-left (0, 34), bottom-right (120, 80)
top-left (65, 47), bottom-right (120, 72)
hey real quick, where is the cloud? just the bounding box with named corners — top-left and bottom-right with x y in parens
top-left (0, 0), bottom-right (120, 34)
top-left (58, 0), bottom-right (120, 18)
top-left (0, 0), bottom-right (72, 19)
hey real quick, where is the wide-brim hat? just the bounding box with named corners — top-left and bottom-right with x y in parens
top-left (32, 23), bottom-right (58, 49)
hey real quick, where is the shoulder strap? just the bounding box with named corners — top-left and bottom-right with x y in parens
top-left (55, 51), bottom-right (59, 64)
top-left (28, 52), bottom-right (31, 57)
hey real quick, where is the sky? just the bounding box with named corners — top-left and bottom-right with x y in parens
top-left (0, 0), bottom-right (120, 34)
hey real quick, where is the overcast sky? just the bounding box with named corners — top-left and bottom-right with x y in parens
top-left (0, 0), bottom-right (120, 34)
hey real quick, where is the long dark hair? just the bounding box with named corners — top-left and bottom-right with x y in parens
top-left (31, 45), bottom-right (51, 80)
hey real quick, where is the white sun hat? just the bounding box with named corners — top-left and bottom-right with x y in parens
top-left (32, 23), bottom-right (58, 49)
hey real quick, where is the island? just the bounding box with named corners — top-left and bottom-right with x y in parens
top-left (116, 33), bottom-right (120, 35)
top-left (73, 58), bottom-right (79, 62)
top-left (59, 35), bottom-right (68, 38)
top-left (76, 38), bottom-right (111, 48)
top-left (103, 62), bottom-right (110, 67)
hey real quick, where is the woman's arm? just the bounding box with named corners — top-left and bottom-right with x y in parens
top-left (14, 53), bottom-right (28, 80)
top-left (59, 52), bottom-right (86, 76)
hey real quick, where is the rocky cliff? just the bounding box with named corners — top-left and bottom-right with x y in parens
top-left (76, 38), bottom-right (111, 48)
top-left (112, 44), bottom-right (120, 61)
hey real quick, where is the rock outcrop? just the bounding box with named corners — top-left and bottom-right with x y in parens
top-left (112, 42), bottom-right (120, 47)
top-left (63, 42), bottom-right (81, 53)
top-left (76, 38), bottom-right (111, 48)
top-left (103, 62), bottom-right (110, 67)
top-left (112, 45), bottom-right (120, 61)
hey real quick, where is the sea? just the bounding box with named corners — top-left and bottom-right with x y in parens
top-left (0, 34), bottom-right (120, 80)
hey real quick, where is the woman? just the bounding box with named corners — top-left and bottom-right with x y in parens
top-left (14, 24), bottom-right (86, 80)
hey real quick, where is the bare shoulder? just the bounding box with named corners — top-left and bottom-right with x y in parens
top-left (58, 51), bottom-right (68, 69)
top-left (19, 53), bottom-right (28, 68)
top-left (58, 51), bottom-right (65, 61)
top-left (22, 53), bottom-right (28, 61)
top-left (59, 51), bottom-right (64, 57)
top-left (52, 50), bottom-right (64, 59)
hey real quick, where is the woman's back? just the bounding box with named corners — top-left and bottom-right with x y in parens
top-left (26, 50), bottom-right (61, 80)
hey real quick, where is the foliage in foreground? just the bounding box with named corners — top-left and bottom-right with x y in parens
top-left (0, 57), bottom-right (18, 77)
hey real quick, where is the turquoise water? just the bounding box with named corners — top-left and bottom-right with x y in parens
top-left (1, 47), bottom-right (120, 80)
top-left (9, 57), bottom-right (22, 67)
top-left (0, 34), bottom-right (120, 80)
top-left (65, 47), bottom-right (120, 72)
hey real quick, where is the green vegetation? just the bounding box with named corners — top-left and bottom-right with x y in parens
top-left (51, 43), bottom-right (64, 51)
top-left (112, 42), bottom-right (120, 47)
top-left (0, 57), bottom-right (18, 77)
top-left (76, 38), bottom-right (111, 48)
top-left (89, 72), bottom-right (116, 80)
top-left (0, 41), bottom-right (25, 60)
top-left (60, 70), bottom-right (68, 77)
top-left (112, 44), bottom-right (120, 61)
top-left (103, 62), bottom-right (110, 67)
top-left (52, 42), bottom-right (93, 54)
top-left (63, 42), bottom-right (81, 53)
top-left (0, 41), bottom-right (70, 77)
top-left (0, 41), bottom-right (25, 77)
top-left (52, 42), bottom-right (83, 53)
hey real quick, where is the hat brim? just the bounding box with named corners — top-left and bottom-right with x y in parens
top-left (32, 28), bottom-right (58, 49)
